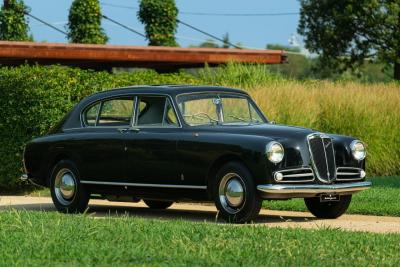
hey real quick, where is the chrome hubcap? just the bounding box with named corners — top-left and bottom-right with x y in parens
top-left (54, 168), bottom-right (76, 205)
top-left (218, 173), bottom-right (245, 214)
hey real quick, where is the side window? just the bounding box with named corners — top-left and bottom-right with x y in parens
top-left (136, 96), bottom-right (179, 127)
top-left (84, 102), bottom-right (100, 126)
top-left (97, 98), bottom-right (134, 126)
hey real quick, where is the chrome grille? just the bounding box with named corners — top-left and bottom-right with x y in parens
top-left (336, 167), bottom-right (363, 181)
top-left (307, 134), bottom-right (336, 183)
top-left (273, 168), bottom-right (315, 183)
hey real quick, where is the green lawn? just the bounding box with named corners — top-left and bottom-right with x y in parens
top-left (266, 176), bottom-right (400, 216)
top-left (0, 210), bottom-right (399, 266)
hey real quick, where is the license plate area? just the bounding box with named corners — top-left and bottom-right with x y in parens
top-left (320, 193), bottom-right (340, 202)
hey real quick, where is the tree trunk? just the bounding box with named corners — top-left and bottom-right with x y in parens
top-left (395, 62), bottom-right (400, 81)
top-left (3, 0), bottom-right (10, 8)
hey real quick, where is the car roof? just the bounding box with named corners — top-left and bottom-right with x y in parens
top-left (84, 85), bottom-right (248, 102)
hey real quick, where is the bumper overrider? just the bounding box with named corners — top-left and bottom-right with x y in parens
top-left (257, 181), bottom-right (372, 199)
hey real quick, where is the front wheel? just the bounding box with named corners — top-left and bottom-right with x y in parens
top-left (50, 160), bottom-right (89, 213)
top-left (213, 162), bottom-right (262, 223)
top-left (304, 195), bottom-right (352, 219)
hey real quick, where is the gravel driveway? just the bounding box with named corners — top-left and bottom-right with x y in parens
top-left (1, 196), bottom-right (399, 233)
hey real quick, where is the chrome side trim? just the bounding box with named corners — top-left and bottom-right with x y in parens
top-left (80, 180), bottom-right (207, 189)
top-left (257, 181), bottom-right (371, 194)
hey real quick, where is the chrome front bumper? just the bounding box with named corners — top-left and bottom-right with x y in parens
top-left (257, 181), bottom-right (371, 199)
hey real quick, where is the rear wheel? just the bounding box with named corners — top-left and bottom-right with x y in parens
top-left (213, 161), bottom-right (262, 223)
top-left (304, 195), bottom-right (352, 219)
top-left (50, 160), bottom-right (89, 213)
top-left (143, 200), bottom-right (173, 209)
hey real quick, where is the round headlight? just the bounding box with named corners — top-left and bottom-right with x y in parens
top-left (266, 141), bottom-right (284, 164)
top-left (350, 140), bottom-right (366, 161)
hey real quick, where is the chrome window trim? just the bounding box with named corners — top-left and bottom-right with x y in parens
top-left (78, 93), bottom-right (183, 130)
top-left (130, 96), bottom-right (138, 127)
top-left (273, 167), bottom-right (315, 183)
top-left (307, 133), bottom-right (337, 184)
top-left (80, 180), bottom-right (206, 189)
top-left (175, 91), bottom-right (268, 126)
top-left (94, 101), bottom-right (103, 126)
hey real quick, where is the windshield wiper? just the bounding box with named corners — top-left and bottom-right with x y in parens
top-left (184, 113), bottom-right (219, 124)
top-left (228, 115), bottom-right (248, 122)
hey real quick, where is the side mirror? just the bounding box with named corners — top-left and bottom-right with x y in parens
top-left (270, 120), bottom-right (276, 124)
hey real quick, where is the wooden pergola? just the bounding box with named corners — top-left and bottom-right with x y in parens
top-left (0, 41), bottom-right (286, 71)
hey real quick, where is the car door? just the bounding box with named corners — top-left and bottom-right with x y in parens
top-left (78, 96), bottom-right (135, 182)
top-left (124, 95), bottom-right (180, 185)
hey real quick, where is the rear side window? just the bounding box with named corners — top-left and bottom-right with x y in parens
top-left (84, 103), bottom-right (100, 126)
top-left (97, 98), bottom-right (134, 126)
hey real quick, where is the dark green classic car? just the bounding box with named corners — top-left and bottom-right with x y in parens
top-left (22, 85), bottom-right (371, 223)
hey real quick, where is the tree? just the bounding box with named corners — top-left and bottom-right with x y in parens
top-left (222, 33), bottom-right (230, 48)
top-left (266, 44), bottom-right (312, 79)
top-left (68, 0), bottom-right (108, 44)
top-left (0, 0), bottom-right (31, 41)
top-left (138, 0), bottom-right (178, 46)
top-left (298, 0), bottom-right (400, 80)
top-left (192, 39), bottom-right (219, 48)
top-left (266, 44), bottom-right (301, 53)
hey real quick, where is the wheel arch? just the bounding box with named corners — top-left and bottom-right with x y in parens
top-left (45, 151), bottom-right (80, 187)
top-left (206, 153), bottom-right (254, 199)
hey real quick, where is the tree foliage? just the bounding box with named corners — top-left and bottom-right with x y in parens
top-left (298, 0), bottom-right (400, 80)
top-left (0, 0), bottom-right (31, 41)
top-left (266, 44), bottom-right (301, 53)
top-left (222, 33), bottom-right (230, 48)
top-left (138, 0), bottom-right (178, 46)
top-left (68, 0), bottom-right (108, 44)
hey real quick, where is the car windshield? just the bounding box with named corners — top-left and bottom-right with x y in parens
top-left (176, 93), bottom-right (266, 126)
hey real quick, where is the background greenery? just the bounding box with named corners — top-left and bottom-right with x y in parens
top-left (298, 0), bottom-right (400, 80)
top-left (0, 63), bottom-right (399, 192)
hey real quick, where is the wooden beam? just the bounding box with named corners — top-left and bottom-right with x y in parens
top-left (0, 41), bottom-right (285, 70)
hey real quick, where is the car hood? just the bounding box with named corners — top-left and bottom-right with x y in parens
top-left (200, 123), bottom-right (316, 140)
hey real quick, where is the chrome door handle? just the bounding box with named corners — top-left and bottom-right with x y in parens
top-left (118, 128), bottom-right (128, 133)
top-left (128, 128), bottom-right (140, 133)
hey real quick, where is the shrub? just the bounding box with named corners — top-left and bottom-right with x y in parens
top-left (0, 0), bottom-right (32, 41)
top-left (138, 0), bottom-right (178, 46)
top-left (68, 0), bottom-right (108, 44)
